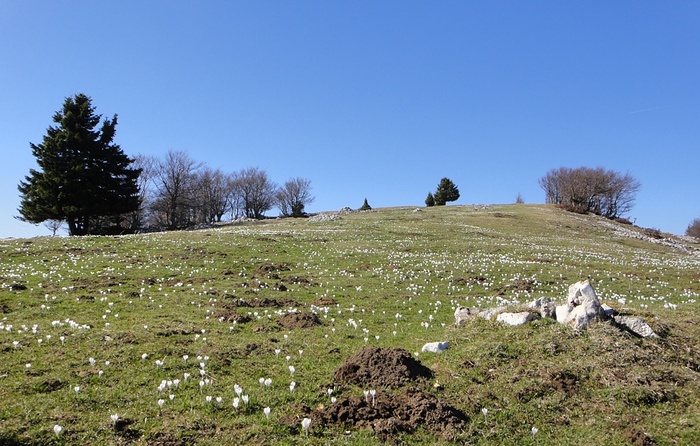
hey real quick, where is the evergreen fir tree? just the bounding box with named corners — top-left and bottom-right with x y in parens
top-left (359, 198), bottom-right (372, 211)
top-left (425, 192), bottom-right (435, 207)
top-left (434, 177), bottom-right (460, 206)
top-left (17, 94), bottom-right (141, 235)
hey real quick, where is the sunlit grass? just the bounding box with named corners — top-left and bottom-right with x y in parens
top-left (1, 204), bottom-right (699, 444)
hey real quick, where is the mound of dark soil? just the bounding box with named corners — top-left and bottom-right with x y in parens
top-left (210, 309), bottom-right (252, 324)
top-left (313, 296), bottom-right (337, 306)
top-left (221, 297), bottom-right (300, 308)
top-left (278, 311), bottom-right (321, 329)
top-left (254, 262), bottom-right (290, 278)
top-left (284, 275), bottom-right (318, 287)
top-left (334, 347), bottom-right (433, 389)
top-left (314, 387), bottom-right (468, 442)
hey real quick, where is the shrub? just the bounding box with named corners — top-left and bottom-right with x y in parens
top-left (643, 227), bottom-right (663, 239)
top-left (614, 217), bottom-right (633, 225)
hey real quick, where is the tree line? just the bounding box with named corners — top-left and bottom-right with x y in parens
top-left (135, 151), bottom-right (314, 231)
top-left (15, 94), bottom-right (700, 238)
top-left (17, 94), bottom-right (313, 236)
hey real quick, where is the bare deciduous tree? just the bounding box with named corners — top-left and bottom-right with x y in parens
top-left (129, 154), bottom-right (158, 230)
top-left (686, 218), bottom-right (700, 239)
top-left (44, 220), bottom-right (64, 236)
top-left (152, 150), bottom-right (201, 229)
top-left (193, 168), bottom-right (232, 223)
top-left (276, 177), bottom-right (314, 217)
top-left (539, 166), bottom-right (640, 219)
top-left (231, 167), bottom-right (276, 219)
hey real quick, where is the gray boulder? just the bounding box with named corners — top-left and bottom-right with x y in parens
top-left (613, 315), bottom-right (658, 338)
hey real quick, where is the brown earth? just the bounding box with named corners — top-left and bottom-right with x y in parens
top-left (281, 347), bottom-right (468, 442)
top-left (278, 311), bottom-right (321, 329)
top-left (313, 387), bottom-right (468, 442)
top-left (219, 297), bottom-right (300, 309)
top-left (333, 346), bottom-right (433, 389)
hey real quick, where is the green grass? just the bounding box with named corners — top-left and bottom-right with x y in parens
top-left (1, 204), bottom-right (699, 445)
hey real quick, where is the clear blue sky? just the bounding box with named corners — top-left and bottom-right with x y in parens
top-left (1, 1), bottom-right (698, 238)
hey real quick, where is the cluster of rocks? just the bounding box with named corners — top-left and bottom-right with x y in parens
top-left (308, 207), bottom-right (357, 223)
top-left (453, 279), bottom-right (658, 338)
top-left (573, 214), bottom-right (698, 255)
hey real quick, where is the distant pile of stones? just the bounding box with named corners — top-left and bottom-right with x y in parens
top-left (454, 279), bottom-right (658, 338)
top-left (309, 206), bottom-right (356, 223)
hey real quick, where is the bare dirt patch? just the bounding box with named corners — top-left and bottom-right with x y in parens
top-left (284, 275), bottom-right (318, 288)
top-left (220, 297), bottom-right (300, 309)
top-left (307, 347), bottom-right (470, 441)
top-left (453, 276), bottom-right (488, 286)
top-left (313, 387), bottom-right (468, 442)
top-left (333, 346), bottom-right (433, 389)
top-left (254, 262), bottom-right (290, 279)
top-left (210, 309), bottom-right (252, 324)
top-left (547, 370), bottom-right (581, 395)
top-left (313, 296), bottom-right (337, 306)
top-left (278, 311), bottom-right (321, 329)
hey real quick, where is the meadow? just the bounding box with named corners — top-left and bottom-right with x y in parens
top-left (1, 204), bottom-right (699, 445)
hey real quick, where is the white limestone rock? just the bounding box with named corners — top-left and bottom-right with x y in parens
top-left (555, 304), bottom-right (574, 323)
top-left (455, 305), bottom-right (507, 325)
top-left (567, 279), bottom-right (598, 306)
top-left (557, 280), bottom-right (607, 329)
top-left (477, 306), bottom-right (507, 320)
top-left (528, 297), bottom-right (557, 318)
top-left (421, 341), bottom-right (450, 353)
top-left (454, 306), bottom-right (479, 327)
top-left (496, 312), bottom-right (537, 326)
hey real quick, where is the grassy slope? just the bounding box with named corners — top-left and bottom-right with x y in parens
top-left (1, 204), bottom-right (699, 445)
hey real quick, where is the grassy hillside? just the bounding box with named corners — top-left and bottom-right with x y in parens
top-left (1, 204), bottom-right (699, 445)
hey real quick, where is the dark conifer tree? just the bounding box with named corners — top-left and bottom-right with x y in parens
top-left (18, 94), bottom-right (141, 235)
top-left (425, 192), bottom-right (435, 207)
top-left (433, 177), bottom-right (460, 206)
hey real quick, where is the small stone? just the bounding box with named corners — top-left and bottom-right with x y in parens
top-left (421, 341), bottom-right (450, 353)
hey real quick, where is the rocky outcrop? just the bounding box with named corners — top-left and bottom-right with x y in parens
top-left (454, 306), bottom-right (507, 327)
top-left (555, 280), bottom-right (607, 330)
top-left (454, 278), bottom-right (659, 338)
